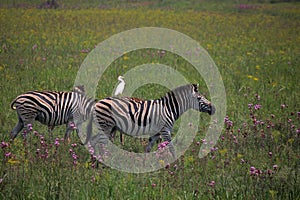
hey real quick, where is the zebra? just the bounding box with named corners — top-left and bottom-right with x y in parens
top-left (86, 84), bottom-right (215, 157)
top-left (10, 85), bottom-right (95, 141)
top-left (110, 97), bottom-right (150, 146)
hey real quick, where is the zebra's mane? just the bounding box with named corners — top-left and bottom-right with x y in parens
top-left (117, 84), bottom-right (197, 102)
top-left (159, 84), bottom-right (196, 100)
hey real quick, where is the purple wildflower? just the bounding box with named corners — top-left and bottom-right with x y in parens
top-left (71, 143), bottom-right (77, 147)
top-left (250, 166), bottom-right (256, 175)
top-left (34, 131), bottom-right (39, 136)
top-left (72, 153), bottom-right (77, 160)
top-left (208, 181), bottom-right (215, 187)
top-left (224, 115), bottom-right (229, 122)
top-left (36, 148), bottom-right (40, 154)
top-left (81, 49), bottom-right (90, 53)
top-left (254, 104), bottom-right (261, 110)
top-left (238, 4), bottom-right (255, 9)
top-left (1, 141), bottom-right (9, 149)
top-left (27, 124), bottom-right (33, 131)
top-left (69, 122), bottom-right (76, 129)
top-left (88, 145), bottom-right (95, 155)
top-left (5, 152), bottom-right (11, 157)
top-left (257, 95), bottom-right (261, 101)
top-left (158, 141), bottom-right (169, 150)
top-left (165, 163), bottom-right (170, 169)
top-left (210, 147), bottom-right (218, 152)
top-left (201, 139), bottom-right (207, 145)
top-left (32, 44), bottom-right (37, 51)
top-left (291, 124), bottom-right (295, 129)
top-left (271, 114), bottom-right (275, 118)
top-left (54, 138), bottom-right (60, 147)
top-left (268, 152), bottom-right (273, 157)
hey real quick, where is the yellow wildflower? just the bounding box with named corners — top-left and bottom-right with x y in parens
top-left (159, 160), bottom-right (165, 166)
top-left (219, 148), bottom-right (228, 155)
top-left (237, 153), bottom-right (243, 158)
top-left (206, 44), bottom-right (212, 50)
top-left (8, 158), bottom-right (20, 165)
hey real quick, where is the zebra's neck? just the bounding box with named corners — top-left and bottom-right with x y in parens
top-left (76, 93), bottom-right (95, 116)
top-left (160, 86), bottom-right (192, 120)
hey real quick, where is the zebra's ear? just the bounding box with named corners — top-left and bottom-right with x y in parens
top-left (73, 85), bottom-right (85, 94)
top-left (192, 84), bottom-right (199, 94)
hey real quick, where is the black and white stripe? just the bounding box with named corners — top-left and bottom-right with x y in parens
top-left (10, 86), bottom-right (95, 140)
top-left (86, 84), bottom-right (215, 157)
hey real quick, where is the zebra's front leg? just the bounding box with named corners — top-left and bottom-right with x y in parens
top-left (161, 129), bottom-right (176, 158)
top-left (64, 121), bottom-right (80, 143)
top-left (145, 133), bottom-right (161, 153)
top-left (147, 128), bottom-right (175, 158)
top-left (75, 122), bottom-right (84, 145)
top-left (64, 122), bottom-right (73, 142)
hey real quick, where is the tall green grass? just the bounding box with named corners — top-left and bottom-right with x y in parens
top-left (0, 1), bottom-right (299, 199)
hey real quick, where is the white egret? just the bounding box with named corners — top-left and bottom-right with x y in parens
top-left (114, 76), bottom-right (125, 96)
top-left (113, 76), bottom-right (126, 144)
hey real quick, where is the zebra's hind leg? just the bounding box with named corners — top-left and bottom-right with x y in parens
top-left (120, 132), bottom-right (125, 146)
top-left (89, 130), bottom-right (110, 159)
top-left (47, 125), bottom-right (55, 141)
top-left (107, 127), bottom-right (124, 145)
top-left (10, 116), bottom-right (24, 139)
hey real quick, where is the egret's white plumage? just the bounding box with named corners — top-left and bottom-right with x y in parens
top-left (114, 76), bottom-right (125, 96)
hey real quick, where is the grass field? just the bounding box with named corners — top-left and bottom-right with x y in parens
top-left (0, 0), bottom-right (299, 199)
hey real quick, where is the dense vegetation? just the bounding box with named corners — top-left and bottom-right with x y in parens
top-left (0, 0), bottom-right (299, 199)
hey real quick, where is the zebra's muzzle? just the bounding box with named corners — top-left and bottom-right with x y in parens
top-left (208, 105), bottom-right (216, 115)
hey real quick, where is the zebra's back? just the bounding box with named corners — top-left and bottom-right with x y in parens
top-left (93, 97), bottom-right (163, 137)
top-left (11, 90), bottom-right (75, 126)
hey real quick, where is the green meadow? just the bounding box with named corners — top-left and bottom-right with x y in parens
top-left (0, 0), bottom-right (299, 199)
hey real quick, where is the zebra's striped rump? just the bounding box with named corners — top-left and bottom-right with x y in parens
top-left (10, 86), bottom-right (95, 141)
top-left (86, 84), bottom-right (215, 158)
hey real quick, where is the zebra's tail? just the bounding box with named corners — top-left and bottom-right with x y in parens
top-left (10, 98), bottom-right (18, 110)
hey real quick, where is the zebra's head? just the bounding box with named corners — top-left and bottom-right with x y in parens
top-left (191, 84), bottom-right (215, 115)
